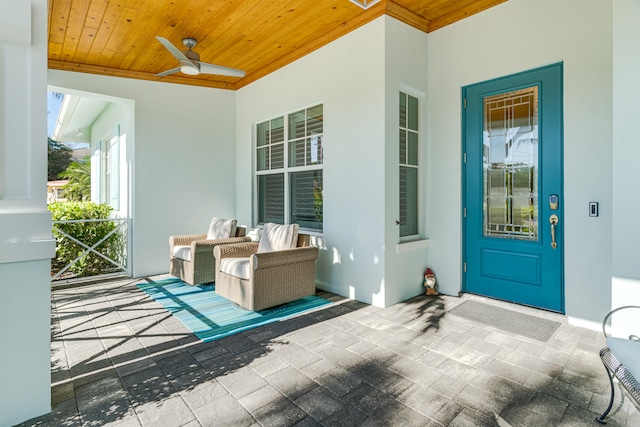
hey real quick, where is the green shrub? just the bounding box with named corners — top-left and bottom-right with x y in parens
top-left (49, 201), bottom-right (126, 278)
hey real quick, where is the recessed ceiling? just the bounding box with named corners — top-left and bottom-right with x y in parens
top-left (48, 0), bottom-right (506, 90)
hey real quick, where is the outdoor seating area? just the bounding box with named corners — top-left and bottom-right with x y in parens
top-left (169, 218), bottom-right (250, 285)
top-left (23, 276), bottom-right (640, 426)
top-left (214, 223), bottom-right (319, 311)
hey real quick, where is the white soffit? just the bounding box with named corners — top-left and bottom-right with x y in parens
top-left (52, 95), bottom-right (110, 143)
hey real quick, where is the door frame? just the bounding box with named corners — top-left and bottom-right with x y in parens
top-left (461, 63), bottom-right (565, 312)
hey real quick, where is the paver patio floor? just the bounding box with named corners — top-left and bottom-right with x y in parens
top-left (17, 275), bottom-right (640, 426)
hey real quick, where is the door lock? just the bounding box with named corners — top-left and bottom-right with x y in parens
top-left (549, 214), bottom-right (559, 249)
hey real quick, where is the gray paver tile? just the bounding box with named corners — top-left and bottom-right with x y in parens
top-left (251, 395), bottom-right (306, 427)
top-left (294, 386), bottom-right (343, 422)
top-left (275, 342), bottom-right (323, 370)
top-left (454, 383), bottom-right (509, 415)
top-left (429, 373), bottom-right (467, 399)
top-left (398, 382), bottom-right (464, 425)
top-left (540, 378), bottom-right (594, 409)
top-left (293, 416), bottom-right (322, 426)
top-left (485, 358), bottom-right (531, 385)
top-left (134, 395), bottom-right (195, 427)
top-left (51, 382), bottom-right (75, 406)
top-left (315, 367), bottom-right (362, 396)
top-left (265, 366), bottom-right (316, 400)
top-left (180, 380), bottom-right (229, 411)
top-left (31, 279), bottom-right (615, 427)
top-left (525, 391), bottom-right (570, 424)
top-left (377, 371), bottom-right (416, 398)
top-left (192, 393), bottom-right (255, 426)
top-left (344, 383), bottom-right (405, 420)
top-left (217, 366), bottom-right (269, 398)
top-left (319, 404), bottom-right (368, 427)
top-left (168, 366), bottom-right (213, 392)
top-left (23, 397), bottom-right (83, 427)
top-left (560, 404), bottom-right (618, 427)
top-left (383, 405), bottom-right (433, 426)
top-left (389, 356), bottom-right (443, 387)
top-left (301, 358), bottom-right (338, 380)
top-left (449, 407), bottom-right (500, 427)
top-left (239, 384), bottom-right (284, 413)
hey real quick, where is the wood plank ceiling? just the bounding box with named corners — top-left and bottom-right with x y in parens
top-left (48, 0), bottom-right (507, 90)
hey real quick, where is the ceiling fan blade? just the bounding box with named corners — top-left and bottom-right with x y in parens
top-left (156, 36), bottom-right (191, 62)
top-left (155, 67), bottom-right (181, 77)
top-left (198, 61), bottom-right (246, 78)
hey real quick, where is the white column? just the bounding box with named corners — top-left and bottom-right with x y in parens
top-left (0, 1), bottom-right (55, 425)
top-left (612, 0), bottom-right (640, 309)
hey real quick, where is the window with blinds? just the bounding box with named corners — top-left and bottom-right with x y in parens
top-left (256, 104), bottom-right (323, 231)
top-left (399, 92), bottom-right (419, 238)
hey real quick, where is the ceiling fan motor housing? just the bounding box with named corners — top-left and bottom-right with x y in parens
top-left (181, 47), bottom-right (200, 75)
top-left (183, 50), bottom-right (200, 62)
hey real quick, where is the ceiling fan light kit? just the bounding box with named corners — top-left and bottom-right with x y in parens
top-left (155, 36), bottom-right (246, 78)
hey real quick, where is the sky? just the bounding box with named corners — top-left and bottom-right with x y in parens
top-left (47, 91), bottom-right (63, 138)
top-left (47, 91), bottom-right (89, 149)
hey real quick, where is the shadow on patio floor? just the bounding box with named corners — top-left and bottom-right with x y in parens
top-left (19, 275), bottom-right (640, 426)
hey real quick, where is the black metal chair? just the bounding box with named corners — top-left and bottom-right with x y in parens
top-left (596, 305), bottom-right (640, 424)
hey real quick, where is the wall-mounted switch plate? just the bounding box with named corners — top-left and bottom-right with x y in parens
top-left (589, 202), bottom-right (599, 217)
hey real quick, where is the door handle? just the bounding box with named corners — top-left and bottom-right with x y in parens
top-left (549, 214), bottom-right (559, 249)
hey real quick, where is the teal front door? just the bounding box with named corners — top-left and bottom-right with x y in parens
top-left (463, 64), bottom-right (564, 313)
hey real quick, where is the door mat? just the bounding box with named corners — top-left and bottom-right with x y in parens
top-left (449, 300), bottom-right (561, 342)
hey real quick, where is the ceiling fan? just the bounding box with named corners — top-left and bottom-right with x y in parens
top-left (155, 36), bottom-right (246, 78)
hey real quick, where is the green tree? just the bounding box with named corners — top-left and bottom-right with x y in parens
top-left (60, 159), bottom-right (91, 201)
top-left (48, 137), bottom-right (72, 180)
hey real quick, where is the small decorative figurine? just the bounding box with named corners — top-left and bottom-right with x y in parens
top-left (424, 268), bottom-right (439, 295)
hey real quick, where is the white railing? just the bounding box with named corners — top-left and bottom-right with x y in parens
top-left (51, 217), bottom-right (129, 283)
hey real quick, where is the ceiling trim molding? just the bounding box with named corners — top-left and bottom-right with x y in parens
top-left (427, 0), bottom-right (507, 32)
top-left (385, 1), bottom-right (430, 33)
top-left (48, 60), bottom-right (237, 90)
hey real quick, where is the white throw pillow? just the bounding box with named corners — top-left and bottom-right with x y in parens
top-left (257, 223), bottom-right (299, 253)
top-left (206, 217), bottom-right (237, 240)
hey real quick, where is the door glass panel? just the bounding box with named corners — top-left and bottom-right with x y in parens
top-left (483, 87), bottom-right (538, 240)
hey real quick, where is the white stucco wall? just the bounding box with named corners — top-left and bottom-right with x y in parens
top-left (383, 17), bottom-right (429, 306)
top-left (0, 1), bottom-right (54, 425)
top-left (47, 71), bottom-right (237, 277)
top-left (427, 0), bottom-right (613, 325)
top-left (612, 0), bottom-right (640, 308)
top-left (237, 17), bottom-right (389, 306)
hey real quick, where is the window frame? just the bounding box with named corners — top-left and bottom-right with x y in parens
top-left (254, 103), bottom-right (324, 234)
top-left (399, 87), bottom-right (424, 242)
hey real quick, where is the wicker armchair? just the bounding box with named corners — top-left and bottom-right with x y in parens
top-left (213, 231), bottom-right (319, 311)
top-left (169, 220), bottom-right (250, 285)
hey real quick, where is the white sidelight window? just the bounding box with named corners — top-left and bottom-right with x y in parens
top-left (99, 129), bottom-right (120, 210)
top-left (256, 104), bottom-right (323, 231)
top-left (399, 92), bottom-right (419, 239)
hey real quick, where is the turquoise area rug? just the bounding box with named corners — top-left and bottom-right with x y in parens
top-left (137, 277), bottom-right (331, 342)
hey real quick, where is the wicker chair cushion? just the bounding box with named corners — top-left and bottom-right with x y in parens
top-left (607, 337), bottom-right (640, 381)
top-left (220, 257), bottom-right (251, 280)
top-left (206, 218), bottom-right (237, 240)
top-left (257, 223), bottom-right (299, 253)
top-left (172, 245), bottom-right (192, 261)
